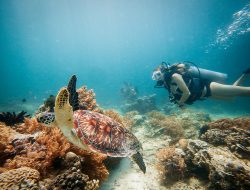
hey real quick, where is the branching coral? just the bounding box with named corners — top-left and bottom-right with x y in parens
top-left (1, 118), bottom-right (70, 174)
top-left (77, 86), bottom-right (103, 113)
top-left (156, 146), bottom-right (186, 185)
top-left (147, 111), bottom-right (184, 143)
top-left (0, 122), bottom-right (18, 164)
top-left (15, 117), bottom-right (45, 134)
top-left (0, 167), bottom-right (40, 190)
top-left (0, 111), bottom-right (30, 126)
top-left (3, 124), bottom-right (70, 175)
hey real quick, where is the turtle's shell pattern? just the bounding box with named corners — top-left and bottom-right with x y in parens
top-left (73, 110), bottom-right (141, 157)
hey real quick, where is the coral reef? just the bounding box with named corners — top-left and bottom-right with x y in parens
top-left (36, 95), bottom-right (55, 115)
top-left (156, 139), bottom-right (250, 189)
top-left (123, 111), bottom-right (145, 131)
top-left (176, 110), bottom-right (211, 139)
top-left (44, 95), bottom-right (56, 112)
top-left (146, 111), bottom-right (184, 143)
top-left (0, 118), bottom-right (109, 185)
top-left (0, 167), bottom-right (40, 190)
top-left (77, 86), bottom-right (103, 113)
top-left (69, 145), bottom-right (109, 182)
top-left (204, 117), bottom-right (250, 131)
top-left (121, 94), bottom-right (158, 114)
top-left (200, 117), bottom-right (250, 159)
top-left (120, 83), bottom-right (158, 113)
top-left (48, 152), bottom-right (100, 190)
top-left (0, 123), bottom-right (19, 164)
top-left (120, 82), bottom-right (138, 102)
top-left (155, 117), bottom-right (250, 189)
top-left (0, 111), bottom-right (30, 126)
top-left (2, 123), bottom-right (70, 175)
top-left (162, 102), bottom-right (179, 115)
top-left (167, 177), bottom-right (206, 190)
top-left (156, 146), bottom-right (186, 185)
top-left (185, 140), bottom-right (250, 190)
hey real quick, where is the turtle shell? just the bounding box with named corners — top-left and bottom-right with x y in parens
top-left (73, 110), bottom-right (141, 157)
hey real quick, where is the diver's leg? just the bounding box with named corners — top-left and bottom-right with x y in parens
top-left (210, 82), bottom-right (250, 98)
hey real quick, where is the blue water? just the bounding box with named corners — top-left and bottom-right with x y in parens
top-left (1, 0), bottom-right (250, 114)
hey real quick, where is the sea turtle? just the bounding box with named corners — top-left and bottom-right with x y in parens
top-left (36, 75), bottom-right (146, 173)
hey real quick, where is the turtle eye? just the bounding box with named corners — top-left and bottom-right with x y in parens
top-left (36, 114), bottom-right (44, 123)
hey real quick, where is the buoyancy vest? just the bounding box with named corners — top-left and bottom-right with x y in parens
top-left (163, 67), bottom-right (206, 105)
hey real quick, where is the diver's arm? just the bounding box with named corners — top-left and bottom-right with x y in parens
top-left (171, 73), bottom-right (191, 105)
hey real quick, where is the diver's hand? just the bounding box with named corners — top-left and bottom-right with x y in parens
top-left (177, 101), bottom-right (185, 108)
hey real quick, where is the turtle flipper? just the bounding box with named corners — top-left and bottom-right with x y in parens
top-left (56, 87), bottom-right (69, 109)
top-left (67, 75), bottom-right (79, 111)
top-left (36, 112), bottom-right (55, 125)
top-left (54, 87), bottom-right (74, 133)
top-left (131, 152), bottom-right (146, 174)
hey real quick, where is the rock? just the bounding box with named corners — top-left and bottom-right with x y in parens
top-left (200, 117), bottom-right (250, 159)
top-left (185, 140), bottom-right (250, 190)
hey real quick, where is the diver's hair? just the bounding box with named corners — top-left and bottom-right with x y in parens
top-left (154, 62), bottom-right (186, 75)
top-left (153, 68), bottom-right (160, 72)
top-left (153, 65), bottom-right (162, 72)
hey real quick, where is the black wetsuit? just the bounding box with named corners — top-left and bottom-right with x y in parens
top-left (163, 72), bottom-right (211, 105)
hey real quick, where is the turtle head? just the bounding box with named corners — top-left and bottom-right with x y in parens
top-left (36, 112), bottom-right (55, 126)
top-left (54, 87), bottom-right (74, 134)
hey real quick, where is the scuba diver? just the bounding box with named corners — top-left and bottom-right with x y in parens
top-left (152, 61), bottom-right (250, 107)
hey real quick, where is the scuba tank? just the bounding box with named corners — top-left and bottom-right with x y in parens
top-left (187, 64), bottom-right (228, 83)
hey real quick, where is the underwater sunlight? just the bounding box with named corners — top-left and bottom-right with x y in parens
top-left (0, 0), bottom-right (250, 190)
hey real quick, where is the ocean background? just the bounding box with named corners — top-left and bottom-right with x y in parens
top-left (1, 0), bottom-right (250, 117)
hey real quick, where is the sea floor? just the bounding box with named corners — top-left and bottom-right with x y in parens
top-left (1, 101), bottom-right (249, 190)
top-left (100, 108), bottom-right (249, 190)
top-left (101, 130), bottom-right (169, 190)
top-left (100, 120), bottom-right (208, 190)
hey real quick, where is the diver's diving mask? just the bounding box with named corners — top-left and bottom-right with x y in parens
top-left (152, 70), bottom-right (163, 81)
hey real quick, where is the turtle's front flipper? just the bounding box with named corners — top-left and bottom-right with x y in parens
top-left (36, 112), bottom-right (55, 125)
top-left (67, 75), bottom-right (79, 111)
top-left (131, 152), bottom-right (146, 174)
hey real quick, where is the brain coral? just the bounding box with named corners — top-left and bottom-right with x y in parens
top-left (0, 167), bottom-right (40, 190)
